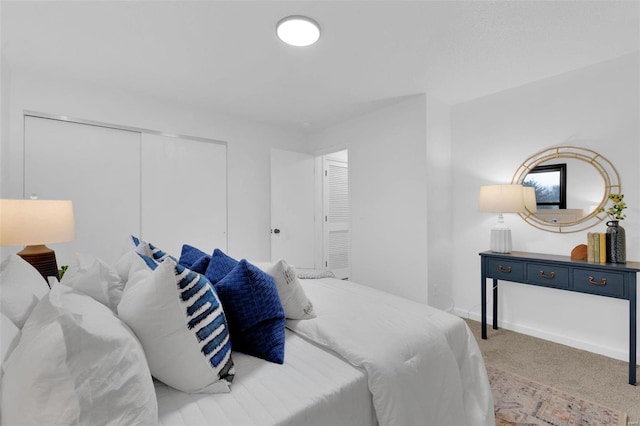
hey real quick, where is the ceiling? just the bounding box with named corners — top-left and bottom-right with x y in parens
top-left (2, 1), bottom-right (639, 132)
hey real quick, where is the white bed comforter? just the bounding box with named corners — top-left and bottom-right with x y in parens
top-left (288, 278), bottom-right (495, 426)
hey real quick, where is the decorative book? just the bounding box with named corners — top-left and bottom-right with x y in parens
top-left (586, 232), bottom-right (608, 263)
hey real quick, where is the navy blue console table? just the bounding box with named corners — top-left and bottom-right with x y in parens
top-left (480, 250), bottom-right (639, 385)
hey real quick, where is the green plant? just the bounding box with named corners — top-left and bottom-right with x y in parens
top-left (599, 193), bottom-right (627, 221)
top-left (58, 265), bottom-right (69, 279)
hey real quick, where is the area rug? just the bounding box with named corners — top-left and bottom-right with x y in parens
top-left (487, 365), bottom-right (627, 426)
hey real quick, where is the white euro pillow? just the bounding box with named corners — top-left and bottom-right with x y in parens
top-left (0, 255), bottom-right (49, 328)
top-left (0, 313), bottom-right (21, 421)
top-left (60, 252), bottom-right (125, 312)
top-left (0, 313), bottom-right (20, 424)
top-left (0, 313), bottom-right (20, 369)
top-left (0, 285), bottom-right (157, 426)
top-left (252, 259), bottom-right (315, 320)
top-left (118, 254), bottom-right (235, 393)
top-left (0, 312), bottom-right (20, 413)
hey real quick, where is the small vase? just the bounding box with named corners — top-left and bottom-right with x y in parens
top-left (605, 220), bottom-right (626, 264)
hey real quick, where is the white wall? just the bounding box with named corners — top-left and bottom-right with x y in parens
top-left (310, 95), bottom-right (430, 304)
top-left (1, 70), bottom-right (310, 264)
top-left (451, 52), bottom-right (639, 362)
top-left (1, 53), bottom-right (10, 199)
top-left (425, 95), bottom-right (454, 311)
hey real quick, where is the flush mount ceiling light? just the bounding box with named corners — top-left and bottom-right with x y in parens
top-left (276, 15), bottom-right (320, 47)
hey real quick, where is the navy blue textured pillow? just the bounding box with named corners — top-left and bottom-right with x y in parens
top-left (179, 245), bottom-right (210, 274)
top-left (205, 249), bottom-right (239, 285)
top-left (214, 259), bottom-right (285, 364)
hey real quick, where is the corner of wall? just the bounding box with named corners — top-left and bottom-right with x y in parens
top-left (425, 95), bottom-right (454, 310)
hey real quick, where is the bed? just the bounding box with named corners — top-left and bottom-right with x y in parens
top-left (0, 238), bottom-right (494, 426)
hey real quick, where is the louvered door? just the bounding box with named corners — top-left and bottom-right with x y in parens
top-left (323, 158), bottom-right (350, 279)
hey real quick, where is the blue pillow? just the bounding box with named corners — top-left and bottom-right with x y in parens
top-left (179, 244), bottom-right (210, 274)
top-left (130, 235), bottom-right (176, 264)
top-left (145, 241), bottom-right (174, 263)
top-left (214, 259), bottom-right (285, 364)
top-left (190, 256), bottom-right (211, 275)
top-left (205, 249), bottom-right (239, 285)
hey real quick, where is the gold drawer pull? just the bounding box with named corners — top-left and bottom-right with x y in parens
top-left (588, 276), bottom-right (607, 286)
top-left (498, 265), bottom-right (512, 273)
top-left (539, 270), bottom-right (556, 279)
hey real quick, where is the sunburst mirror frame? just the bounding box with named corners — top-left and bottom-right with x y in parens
top-left (511, 146), bottom-right (621, 233)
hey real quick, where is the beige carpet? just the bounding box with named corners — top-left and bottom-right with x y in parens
top-left (464, 319), bottom-right (640, 425)
top-left (489, 365), bottom-right (627, 425)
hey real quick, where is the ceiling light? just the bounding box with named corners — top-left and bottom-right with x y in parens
top-left (276, 15), bottom-right (320, 47)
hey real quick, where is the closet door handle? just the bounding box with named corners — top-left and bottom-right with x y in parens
top-left (588, 276), bottom-right (607, 286)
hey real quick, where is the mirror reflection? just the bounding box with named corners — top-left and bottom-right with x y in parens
top-left (524, 160), bottom-right (605, 224)
top-left (524, 164), bottom-right (567, 210)
top-left (512, 146), bottom-right (619, 233)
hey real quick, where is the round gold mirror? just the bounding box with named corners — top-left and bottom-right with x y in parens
top-left (512, 146), bottom-right (621, 233)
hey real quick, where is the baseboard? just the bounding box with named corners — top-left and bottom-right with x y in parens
top-left (453, 307), bottom-right (632, 364)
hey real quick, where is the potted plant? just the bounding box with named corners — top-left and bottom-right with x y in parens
top-left (599, 193), bottom-right (627, 263)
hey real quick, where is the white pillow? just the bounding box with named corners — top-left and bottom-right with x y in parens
top-left (1, 285), bottom-right (157, 425)
top-left (118, 255), bottom-right (235, 393)
top-left (115, 249), bottom-right (137, 283)
top-left (60, 252), bottom-right (125, 312)
top-left (115, 235), bottom-right (175, 284)
top-left (0, 313), bottom-right (20, 424)
top-left (0, 255), bottom-right (49, 328)
top-left (0, 313), bottom-right (20, 369)
top-left (253, 259), bottom-right (315, 320)
top-left (115, 236), bottom-right (148, 282)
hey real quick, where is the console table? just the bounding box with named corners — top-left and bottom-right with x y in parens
top-left (480, 250), bottom-right (639, 385)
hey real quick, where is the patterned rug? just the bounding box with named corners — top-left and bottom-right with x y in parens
top-left (488, 365), bottom-right (627, 426)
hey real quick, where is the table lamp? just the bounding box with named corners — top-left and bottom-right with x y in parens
top-left (0, 199), bottom-right (75, 281)
top-left (478, 185), bottom-right (534, 253)
top-left (522, 186), bottom-right (538, 215)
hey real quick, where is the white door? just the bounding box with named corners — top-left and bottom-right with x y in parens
top-left (141, 134), bottom-right (227, 256)
top-left (323, 158), bottom-right (350, 279)
top-left (24, 116), bottom-right (141, 266)
top-left (270, 148), bottom-right (315, 268)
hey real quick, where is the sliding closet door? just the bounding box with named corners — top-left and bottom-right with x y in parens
top-left (141, 134), bottom-right (227, 257)
top-left (24, 116), bottom-right (141, 266)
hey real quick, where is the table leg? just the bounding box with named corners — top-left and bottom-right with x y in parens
top-left (629, 273), bottom-right (637, 386)
top-left (481, 263), bottom-right (487, 340)
top-left (493, 279), bottom-right (498, 330)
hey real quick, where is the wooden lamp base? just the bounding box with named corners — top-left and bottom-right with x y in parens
top-left (17, 244), bottom-right (59, 284)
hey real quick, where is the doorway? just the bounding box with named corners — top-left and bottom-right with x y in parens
top-left (320, 150), bottom-right (349, 279)
top-left (270, 148), bottom-right (350, 278)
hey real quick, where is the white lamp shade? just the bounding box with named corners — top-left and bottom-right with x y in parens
top-left (478, 184), bottom-right (527, 213)
top-left (523, 186), bottom-right (538, 213)
top-left (0, 199), bottom-right (75, 246)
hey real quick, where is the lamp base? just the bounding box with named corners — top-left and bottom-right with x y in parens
top-left (490, 227), bottom-right (512, 253)
top-left (17, 245), bottom-right (59, 284)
